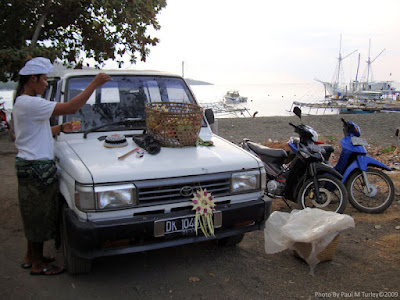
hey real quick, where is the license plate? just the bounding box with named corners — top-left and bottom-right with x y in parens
top-left (154, 211), bottom-right (222, 237)
top-left (351, 136), bottom-right (368, 146)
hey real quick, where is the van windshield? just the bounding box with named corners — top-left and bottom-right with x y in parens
top-left (64, 75), bottom-right (196, 131)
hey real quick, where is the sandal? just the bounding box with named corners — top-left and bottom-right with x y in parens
top-left (21, 256), bottom-right (56, 269)
top-left (30, 265), bottom-right (65, 276)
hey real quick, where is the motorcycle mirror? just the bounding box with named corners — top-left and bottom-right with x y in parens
top-left (293, 106), bottom-right (302, 119)
top-left (204, 108), bottom-right (215, 124)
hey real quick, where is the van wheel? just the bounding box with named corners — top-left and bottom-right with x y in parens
top-left (61, 206), bottom-right (92, 274)
top-left (215, 234), bottom-right (245, 247)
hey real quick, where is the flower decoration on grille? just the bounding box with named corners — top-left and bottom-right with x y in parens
top-left (191, 188), bottom-right (215, 237)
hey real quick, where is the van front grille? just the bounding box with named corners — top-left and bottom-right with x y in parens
top-left (135, 173), bottom-right (231, 206)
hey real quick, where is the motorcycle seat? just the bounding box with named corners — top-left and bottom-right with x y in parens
top-left (319, 144), bottom-right (334, 160)
top-left (247, 142), bottom-right (288, 159)
top-left (319, 144), bottom-right (334, 153)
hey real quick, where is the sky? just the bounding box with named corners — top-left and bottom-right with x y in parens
top-left (103, 0), bottom-right (400, 85)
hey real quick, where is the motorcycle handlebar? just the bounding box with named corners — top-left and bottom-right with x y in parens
top-left (341, 118), bottom-right (352, 137)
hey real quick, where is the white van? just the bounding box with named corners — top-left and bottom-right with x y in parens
top-left (46, 70), bottom-right (271, 274)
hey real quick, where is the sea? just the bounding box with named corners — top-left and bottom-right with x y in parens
top-left (0, 81), bottom-right (333, 119)
top-left (190, 82), bottom-right (333, 117)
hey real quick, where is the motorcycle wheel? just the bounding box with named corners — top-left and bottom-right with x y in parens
top-left (298, 175), bottom-right (348, 213)
top-left (346, 168), bottom-right (395, 214)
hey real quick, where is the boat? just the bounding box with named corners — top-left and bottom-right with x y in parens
top-left (316, 36), bottom-right (398, 101)
top-left (339, 108), bottom-right (377, 114)
top-left (223, 90), bottom-right (248, 103)
top-left (339, 102), bottom-right (380, 114)
top-left (200, 100), bottom-right (251, 117)
top-left (292, 36), bottom-right (400, 115)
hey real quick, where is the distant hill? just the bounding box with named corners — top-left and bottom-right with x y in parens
top-left (185, 78), bottom-right (213, 85)
top-left (0, 66), bottom-right (213, 89)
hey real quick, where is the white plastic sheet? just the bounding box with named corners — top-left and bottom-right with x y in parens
top-left (264, 208), bottom-right (355, 274)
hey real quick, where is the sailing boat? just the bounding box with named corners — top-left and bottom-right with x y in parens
top-left (291, 37), bottom-right (400, 115)
top-left (316, 36), bottom-right (397, 101)
top-left (350, 40), bottom-right (394, 101)
top-left (315, 35), bottom-right (357, 100)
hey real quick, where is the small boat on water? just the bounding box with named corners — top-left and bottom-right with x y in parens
top-left (339, 106), bottom-right (378, 114)
top-left (223, 90), bottom-right (248, 103)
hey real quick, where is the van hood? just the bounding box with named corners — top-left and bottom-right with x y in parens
top-left (55, 134), bottom-right (261, 184)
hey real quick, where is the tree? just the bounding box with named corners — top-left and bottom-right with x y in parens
top-left (0, 0), bottom-right (167, 82)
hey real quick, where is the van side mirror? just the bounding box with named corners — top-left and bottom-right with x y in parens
top-left (205, 108), bottom-right (215, 124)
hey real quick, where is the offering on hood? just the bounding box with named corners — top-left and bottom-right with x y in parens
top-left (104, 133), bottom-right (128, 148)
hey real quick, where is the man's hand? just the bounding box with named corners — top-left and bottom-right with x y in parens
top-left (61, 121), bottom-right (74, 133)
top-left (92, 73), bottom-right (112, 87)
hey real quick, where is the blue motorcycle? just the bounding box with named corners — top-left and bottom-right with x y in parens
top-left (322, 118), bottom-right (395, 214)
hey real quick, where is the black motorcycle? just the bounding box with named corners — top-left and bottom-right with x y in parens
top-left (240, 108), bottom-right (348, 213)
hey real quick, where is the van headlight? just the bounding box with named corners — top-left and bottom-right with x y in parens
top-left (231, 170), bottom-right (260, 193)
top-left (75, 183), bottom-right (137, 211)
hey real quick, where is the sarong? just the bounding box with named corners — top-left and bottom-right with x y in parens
top-left (15, 157), bottom-right (60, 243)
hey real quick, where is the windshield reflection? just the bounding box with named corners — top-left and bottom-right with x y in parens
top-left (64, 76), bottom-right (196, 132)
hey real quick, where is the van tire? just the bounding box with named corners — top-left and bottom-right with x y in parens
top-left (61, 205), bottom-right (92, 274)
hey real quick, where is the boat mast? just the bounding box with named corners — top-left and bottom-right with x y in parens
top-left (352, 53), bottom-right (361, 93)
top-left (334, 35), bottom-right (343, 90)
top-left (365, 39), bottom-right (385, 85)
top-left (355, 53), bottom-right (360, 82)
top-left (333, 35), bottom-right (357, 94)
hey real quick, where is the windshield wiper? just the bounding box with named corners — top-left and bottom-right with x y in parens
top-left (83, 118), bottom-right (145, 138)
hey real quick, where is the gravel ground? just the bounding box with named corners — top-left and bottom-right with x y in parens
top-left (216, 112), bottom-right (400, 147)
top-left (0, 113), bottom-right (399, 299)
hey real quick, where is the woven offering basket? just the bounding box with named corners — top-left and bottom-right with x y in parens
top-left (145, 102), bottom-right (203, 147)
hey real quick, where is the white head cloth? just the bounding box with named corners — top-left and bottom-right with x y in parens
top-left (19, 57), bottom-right (54, 75)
